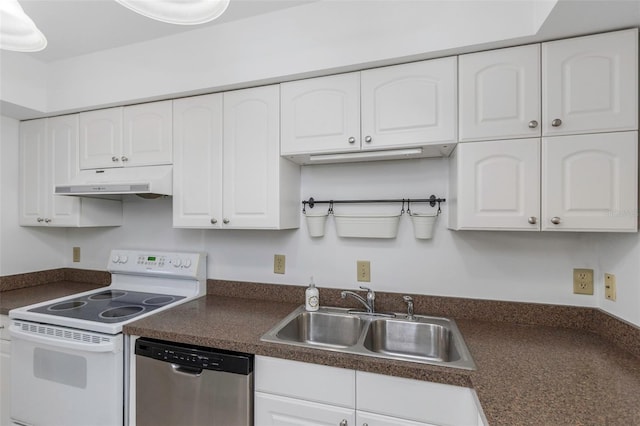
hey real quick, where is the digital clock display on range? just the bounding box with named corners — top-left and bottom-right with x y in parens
top-left (147, 256), bottom-right (156, 261)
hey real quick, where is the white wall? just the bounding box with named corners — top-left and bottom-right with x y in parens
top-left (6, 0), bottom-right (549, 116)
top-left (0, 116), bottom-right (67, 275)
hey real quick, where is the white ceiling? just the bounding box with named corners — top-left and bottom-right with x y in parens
top-left (19, 0), bottom-right (317, 62)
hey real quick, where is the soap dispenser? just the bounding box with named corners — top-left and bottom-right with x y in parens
top-left (305, 277), bottom-right (319, 311)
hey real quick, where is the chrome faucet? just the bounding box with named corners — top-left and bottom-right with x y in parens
top-left (341, 286), bottom-right (375, 313)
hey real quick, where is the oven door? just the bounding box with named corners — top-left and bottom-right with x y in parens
top-left (10, 320), bottom-right (124, 426)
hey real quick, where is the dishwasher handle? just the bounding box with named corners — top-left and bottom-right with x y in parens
top-left (171, 364), bottom-right (203, 377)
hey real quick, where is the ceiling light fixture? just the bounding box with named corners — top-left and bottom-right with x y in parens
top-left (114, 0), bottom-right (231, 25)
top-left (0, 0), bottom-right (47, 52)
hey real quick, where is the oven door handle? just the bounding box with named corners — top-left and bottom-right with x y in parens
top-left (10, 324), bottom-right (121, 353)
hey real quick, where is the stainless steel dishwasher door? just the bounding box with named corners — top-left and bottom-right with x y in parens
top-left (135, 339), bottom-right (253, 426)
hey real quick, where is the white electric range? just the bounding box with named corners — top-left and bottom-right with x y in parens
top-left (9, 249), bottom-right (207, 426)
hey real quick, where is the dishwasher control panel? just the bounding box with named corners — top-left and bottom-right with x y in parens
top-left (135, 338), bottom-right (253, 374)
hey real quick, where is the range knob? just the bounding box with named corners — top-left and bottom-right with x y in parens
top-left (182, 259), bottom-right (192, 268)
top-left (172, 258), bottom-right (182, 268)
top-left (120, 255), bottom-right (128, 264)
top-left (111, 254), bottom-right (120, 263)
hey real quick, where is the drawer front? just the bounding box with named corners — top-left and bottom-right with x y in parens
top-left (255, 356), bottom-right (355, 408)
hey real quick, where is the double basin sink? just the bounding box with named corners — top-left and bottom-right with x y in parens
top-left (261, 306), bottom-right (476, 370)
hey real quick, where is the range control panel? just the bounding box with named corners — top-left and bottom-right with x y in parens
top-left (107, 249), bottom-right (205, 280)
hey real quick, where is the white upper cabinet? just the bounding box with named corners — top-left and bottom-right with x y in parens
top-left (542, 132), bottom-right (638, 232)
top-left (79, 100), bottom-right (173, 169)
top-left (459, 44), bottom-right (541, 141)
top-left (281, 58), bottom-right (457, 163)
top-left (223, 85), bottom-right (299, 229)
top-left (173, 86), bottom-right (300, 229)
top-left (449, 138), bottom-right (541, 231)
top-left (450, 132), bottom-right (638, 232)
top-left (79, 107), bottom-right (123, 169)
top-left (281, 72), bottom-right (361, 155)
top-left (20, 116), bottom-right (122, 227)
top-left (172, 93), bottom-right (224, 228)
top-left (542, 29), bottom-right (638, 136)
top-left (361, 57), bottom-right (457, 149)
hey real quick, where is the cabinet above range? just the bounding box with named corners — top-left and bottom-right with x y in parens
top-left (280, 57), bottom-right (457, 165)
top-left (79, 100), bottom-right (173, 170)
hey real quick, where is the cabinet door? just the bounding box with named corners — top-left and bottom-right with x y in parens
top-left (1, 339), bottom-right (10, 426)
top-left (172, 94), bottom-right (224, 228)
top-left (281, 72), bottom-right (360, 155)
top-left (542, 131), bottom-right (638, 232)
top-left (47, 114), bottom-right (81, 226)
top-left (19, 119), bottom-right (47, 226)
top-left (255, 392), bottom-right (355, 426)
top-left (451, 139), bottom-right (541, 230)
top-left (459, 44), bottom-right (541, 141)
top-left (223, 85), bottom-right (280, 228)
top-left (357, 411), bottom-right (436, 426)
top-left (79, 107), bottom-right (123, 169)
top-left (543, 29), bottom-right (638, 136)
top-left (123, 100), bottom-right (173, 167)
top-left (361, 57), bottom-right (457, 149)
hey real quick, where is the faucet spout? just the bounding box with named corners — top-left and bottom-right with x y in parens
top-left (341, 286), bottom-right (375, 313)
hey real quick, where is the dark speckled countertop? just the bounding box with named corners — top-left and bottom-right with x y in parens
top-left (2, 273), bottom-right (639, 425)
top-left (124, 294), bottom-right (640, 426)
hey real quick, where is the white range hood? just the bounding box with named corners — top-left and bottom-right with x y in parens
top-left (55, 165), bottom-right (172, 197)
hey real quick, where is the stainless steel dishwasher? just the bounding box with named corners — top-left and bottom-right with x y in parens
top-left (135, 338), bottom-right (254, 426)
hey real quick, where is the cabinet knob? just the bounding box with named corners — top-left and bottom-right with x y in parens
top-left (528, 216), bottom-right (537, 225)
top-left (223, 218), bottom-right (230, 224)
top-left (112, 156), bottom-right (119, 162)
top-left (210, 218), bottom-right (217, 224)
top-left (551, 118), bottom-right (562, 127)
top-left (551, 217), bottom-right (561, 225)
top-left (339, 420), bottom-right (348, 426)
top-left (364, 135), bottom-right (372, 143)
top-left (528, 120), bottom-right (538, 129)
top-left (121, 156), bottom-right (129, 162)
top-left (348, 137), bottom-right (356, 144)
top-left (44, 218), bottom-right (51, 223)
top-left (37, 217), bottom-right (44, 222)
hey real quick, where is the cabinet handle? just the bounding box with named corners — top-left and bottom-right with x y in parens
top-left (364, 135), bottom-right (372, 143)
top-left (121, 156), bottom-right (129, 162)
top-left (551, 118), bottom-right (562, 127)
top-left (528, 120), bottom-right (538, 129)
top-left (210, 218), bottom-right (217, 224)
top-left (348, 137), bottom-right (356, 144)
top-left (551, 217), bottom-right (561, 225)
top-left (112, 156), bottom-right (119, 162)
top-left (339, 420), bottom-right (348, 426)
top-left (44, 218), bottom-right (52, 223)
top-left (37, 217), bottom-right (44, 222)
top-left (223, 218), bottom-right (230, 224)
top-left (362, 424), bottom-right (368, 426)
top-left (528, 216), bottom-right (537, 225)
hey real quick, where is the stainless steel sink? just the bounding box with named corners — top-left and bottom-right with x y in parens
top-left (275, 310), bottom-right (365, 348)
top-left (261, 306), bottom-right (476, 370)
top-left (363, 318), bottom-right (452, 362)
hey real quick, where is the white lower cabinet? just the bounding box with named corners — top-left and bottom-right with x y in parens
top-left (254, 356), bottom-right (486, 426)
top-left (1, 316), bottom-right (11, 426)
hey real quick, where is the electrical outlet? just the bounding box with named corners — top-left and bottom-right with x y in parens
top-left (605, 273), bottom-right (616, 301)
top-left (573, 268), bottom-right (594, 295)
top-left (274, 254), bottom-right (285, 274)
top-left (72, 247), bottom-right (81, 263)
top-left (357, 260), bottom-right (370, 282)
